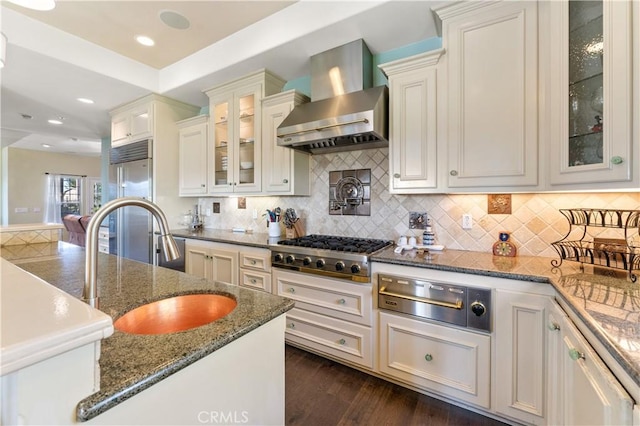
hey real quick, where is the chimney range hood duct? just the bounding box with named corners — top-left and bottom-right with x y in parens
top-left (277, 39), bottom-right (388, 154)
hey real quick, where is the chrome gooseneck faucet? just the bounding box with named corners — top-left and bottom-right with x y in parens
top-left (83, 197), bottom-right (180, 308)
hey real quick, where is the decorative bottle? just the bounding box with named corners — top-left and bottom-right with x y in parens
top-left (422, 220), bottom-right (435, 246)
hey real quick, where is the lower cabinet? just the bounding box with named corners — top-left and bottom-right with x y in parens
top-left (548, 299), bottom-right (634, 426)
top-left (273, 268), bottom-right (375, 369)
top-left (184, 240), bottom-right (238, 285)
top-left (378, 311), bottom-right (491, 408)
top-left (494, 289), bottom-right (551, 424)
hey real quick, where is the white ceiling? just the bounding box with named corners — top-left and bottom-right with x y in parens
top-left (0, 0), bottom-right (442, 157)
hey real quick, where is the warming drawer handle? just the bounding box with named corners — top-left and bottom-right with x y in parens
top-left (379, 287), bottom-right (463, 310)
top-left (278, 118), bottom-right (370, 138)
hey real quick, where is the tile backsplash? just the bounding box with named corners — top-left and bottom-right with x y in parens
top-left (196, 148), bottom-right (640, 258)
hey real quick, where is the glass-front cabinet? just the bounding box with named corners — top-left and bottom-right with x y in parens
top-left (205, 70), bottom-right (286, 194)
top-left (547, 0), bottom-right (633, 186)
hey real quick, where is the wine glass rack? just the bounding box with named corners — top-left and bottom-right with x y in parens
top-left (551, 209), bottom-right (640, 282)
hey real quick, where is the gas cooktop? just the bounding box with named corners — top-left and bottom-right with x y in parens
top-left (277, 235), bottom-right (392, 254)
top-left (272, 235), bottom-right (393, 282)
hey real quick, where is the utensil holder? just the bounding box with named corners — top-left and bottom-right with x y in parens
top-left (268, 222), bottom-right (281, 238)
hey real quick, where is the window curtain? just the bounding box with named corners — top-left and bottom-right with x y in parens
top-left (44, 174), bottom-right (62, 223)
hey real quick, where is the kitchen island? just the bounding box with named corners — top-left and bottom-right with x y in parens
top-left (2, 242), bottom-right (294, 424)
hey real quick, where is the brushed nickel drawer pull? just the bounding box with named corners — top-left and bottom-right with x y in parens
top-left (379, 287), bottom-right (463, 310)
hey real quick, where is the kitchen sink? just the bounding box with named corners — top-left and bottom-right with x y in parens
top-left (114, 293), bottom-right (237, 335)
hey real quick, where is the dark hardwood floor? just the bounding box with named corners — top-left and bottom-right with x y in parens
top-left (285, 345), bottom-right (508, 426)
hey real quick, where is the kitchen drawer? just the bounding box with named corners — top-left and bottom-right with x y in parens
top-left (285, 307), bottom-right (374, 369)
top-left (273, 268), bottom-right (373, 326)
top-left (239, 268), bottom-right (271, 292)
top-left (239, 248), bottom-right (271, 272)
top-left (98, 244), bottom-right (109, 254)
top-left (379, 311), bottom-right (491, 409)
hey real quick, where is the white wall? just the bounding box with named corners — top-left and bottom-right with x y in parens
top-left (4, 148), bottom-right (101, 224)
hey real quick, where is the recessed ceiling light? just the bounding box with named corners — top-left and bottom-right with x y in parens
top-left (136, 35), bottom-right (155, 47)
top-left (6, 0), bottom-right (56, 11)
top-left (48, 119), bottom-right (63, 125)
top-left (159, 10), bottom-right (190, 30)
top-left (77, 97), bottom-right (94, 104)
top-left (41, 143), bottom-right (51, 148)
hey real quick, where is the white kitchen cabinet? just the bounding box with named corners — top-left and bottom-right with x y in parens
top-left (494, 289), bottom-right (550, 425)
top-left (434, 1), bottom-right (540, 190)
top-left (110, 101), bottom-right (153, 147)
top-left (273, 268), bottom-right (375, 369)
top-left (546, 301), bottom-right (567, 426)
top-left (177, 115), bottom-right (208, 196)
top-left (546, 0), bottom-right (636, 189)
top-left (261, 90), bottom-right (311, 195)
top-left (204, 70), bottom-right (286, 195)
top-left (378, 311), bottom-right (491, 409)
top-left (238, 246), bottom-right (271, 292)
top-left (185, 240), bottom-right (238, 285)
top-left (559, 308), bottom-right (633, 425)
top-left (379, 49), bottom-right (444, 194)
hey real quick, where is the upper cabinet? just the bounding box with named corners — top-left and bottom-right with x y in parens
top-left (380, 49), bottom-right (444, 194)
top-left (177, 115), bottom-right (209, 196)
top-left (261, 90), bottom-right (311, 196)
top-left (110, 101), bottom-right (154, 147)
top-left (204, 70), bottom-right (286, 195)
top-left (434, 1), bottom-right (540, 190)
top-left (546, 0), bottom-right (636, 188)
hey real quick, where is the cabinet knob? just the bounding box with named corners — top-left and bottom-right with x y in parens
top-left (288, 287), bottom-right (295, 293)
top-left (338, 298), bottom-right (346, 305)
top-left (251, 260), bottom-right (257, 265)
top-left (424, 354), bottom-right (433, 362)
top-left (288, 323), bottom-right (295, 329)
top-left (338, 339), bottom-right (346, 345)
top-left (548, 322), bottom-right (560, 331)
top-left (568, 348), bottom-right (585, 361)
top-left (450, 170), bottom-right (458, 176)
top-left (393, 173), bottom-right (400, 178)
top-left (283, 179), bottom-right (288, 183)
top-left (250, 279), bottom-right (257, 284)
top-left (229, 182), bottom-right (233, 186)
top-left (610, 156), bottom-right (624, 165)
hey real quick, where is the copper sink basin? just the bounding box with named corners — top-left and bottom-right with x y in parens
top-left (114, 294), bottom-right (237, 335)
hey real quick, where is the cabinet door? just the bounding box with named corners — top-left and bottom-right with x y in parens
top-left (128, 104), bottom-right (153, 142)
top-left (210, 94), bottom-right (233, 193)
top-left (546, 300), bottom-right (567, 426)
top-left (440, 1), bottom-right (539, 188)
top-left (179, 122), bottom-right (208, 196)
top-left (561, 314), bottom-right (633, 426)
top-left (234, 86), bottom-right (261, 193)
top-left (111, 113), bottom-right (130, 146)
top-left (185, 242), bottom-right (210, 279)
top-left (547, 0), bottom-right (633, 186)
top-left (388, 57), bottom-right (439, 193)
top-left (262, 101), bottom-right (294, 193)
top-left (209, 247), bottom-right (238, 285)
top-left (494, 289), bottom-right (547, 424)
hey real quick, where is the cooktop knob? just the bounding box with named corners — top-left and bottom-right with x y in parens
top-left (470, 301), bottom-right (486, 317)
top-left (274, 253), bottom-right (283, 262)
top-left (350, 264), bottom-right (361, 273)
top-left (335, 261), bottom-right (345, 271)
top-left (302, 257), bottom-right (312, 266)
top-left (285, 255), bottom-right (295, 264)
top-left (316, 259), bottom-right (325, 268)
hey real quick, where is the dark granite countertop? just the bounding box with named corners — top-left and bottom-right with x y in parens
top-left (371, 246), bottom-right (640, 392)
top-left (5, 242), bottom-right (294, 421)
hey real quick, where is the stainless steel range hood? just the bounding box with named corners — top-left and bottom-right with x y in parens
top-left (277, 39), bottom-right (388, 154)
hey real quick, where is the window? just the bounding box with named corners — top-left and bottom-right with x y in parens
top-left (45, 174), bottom-right (101, 223)
top-left (60, 176), bottom-right (82, 218)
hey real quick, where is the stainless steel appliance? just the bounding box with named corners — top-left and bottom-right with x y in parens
top-left (277, 39), bottom-right (388, 154)
top-left (272, 235), bottom-right (393, 283)
top-left (157, 235), bottom-right (185, 272)
top-left (378, 274), bottom-right (492, 332)
top-left (109, 139), bottom-right (153, 264)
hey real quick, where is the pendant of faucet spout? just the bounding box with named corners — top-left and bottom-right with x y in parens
top-left (83, 197), bottom-right (180, 308)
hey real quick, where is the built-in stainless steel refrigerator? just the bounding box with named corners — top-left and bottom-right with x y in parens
top-left (109, 139), bottom-right (153, 264)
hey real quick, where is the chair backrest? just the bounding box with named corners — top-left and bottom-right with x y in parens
top-left (62, 214), bottom-right (86, 247)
